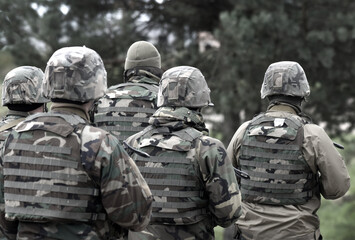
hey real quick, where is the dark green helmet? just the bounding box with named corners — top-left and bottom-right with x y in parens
top-left (2, 66), bottom-right (49, 106)
top-left (43, 46), bottom-right (107, 102)
top-left (261, 61), bottom-right (310, 99)
top-left (157, 66), bottom-right (213, 108)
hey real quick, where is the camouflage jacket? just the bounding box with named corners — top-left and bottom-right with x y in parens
top-left (0, 103), bottom-right (153, 240)
top-left (227, 104), bottom-right (350, 240)
top-left (127, 107), bottom-right (242, 240)
top-left (94, 75), bottom-right (159, 142)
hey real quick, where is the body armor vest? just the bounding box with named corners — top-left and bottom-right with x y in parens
top-left (132, 126), bottom-right (208, 225)
top-left (3, 112), bottom-right (106, 222)
top-left (239, 113), bottom-right (317, 205)
top-left (94, 82), bottom-right (158, 142)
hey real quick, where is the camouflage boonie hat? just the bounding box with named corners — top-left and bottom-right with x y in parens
top-left (43, 46), bottom-right (107, 102)
top-left (260, 61), bottom-right (310, 99)
top-left (157, 66), bottom-right (213, 108)
top-left (2, 66), bottom-right (49, 106)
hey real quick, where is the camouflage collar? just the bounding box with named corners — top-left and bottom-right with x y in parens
top-left (50, 102), bottom-right (90, 121)
top-left (128, 75), bottom-right (159, 85)
top-left (148, 107), bottom-right (208, 134)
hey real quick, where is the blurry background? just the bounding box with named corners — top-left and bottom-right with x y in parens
top-left (0, 0), bottom-right (354, 239)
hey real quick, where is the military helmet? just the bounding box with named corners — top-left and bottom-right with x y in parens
top-left (124, 41), bottom-right (161, 70)
top-left (260, 61), bottom-right (310, 99)
top-left (2, 66), bottom-right (49, 106)
top-left (43, 46), bottom-right (107, 102)
top-left (157, 66), bottom-right (213, 108)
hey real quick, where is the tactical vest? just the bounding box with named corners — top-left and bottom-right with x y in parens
top-left (3, 112), bottom-right (106, 222)
top-left (239, 113), bottom-right (317, 205)
top-left (132, 126), bottom-right (208, 225)
top-left (94, 82), bottom-right (158, 142)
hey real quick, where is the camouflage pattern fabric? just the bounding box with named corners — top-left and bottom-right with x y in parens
top-left (2, 66), bottom-right (49, 106)
top-left (127, 106), bottom-right (242, 240)
top-left (260, 61), bottom-right (310, 99)
top-left (157, 66), bottom-right (213, 108)
top-left (0, 106), bottom-right (152, 239)
top-left (0, 111), bottom-right (28, 239)
top-left (239, 113), bottom-right (317, 205)
top-left (43, 46), bottom-right (107, 102)
top-left (94, 75), bottom-right (159, 142)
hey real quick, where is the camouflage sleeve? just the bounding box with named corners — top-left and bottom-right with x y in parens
top-left (226, 121), bottom-right (250, 168)
top-left (303, 124), bottom-right (350, 199)
top-left (197, 136), bottom-right (242, 228)
top-left (98, 134), bottom-right (153, 231)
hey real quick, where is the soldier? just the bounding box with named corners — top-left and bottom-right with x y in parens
top-left (126, 66), bottom-right (242, 240)
top-left (227, 61), bottom-right (350, 240)
top-left (0, 66), bottom-right (49, 239)
top-left (0, 66), bottom-right (49, 150)
top-left (0, 46), bottom-right (152, 239)
top-left (94, 41), bottom-right (163, 142)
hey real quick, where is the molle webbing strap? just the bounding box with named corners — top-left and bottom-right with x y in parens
top-left (250, 114), bottom-right (302, 129)
top-left (241, 178), bottom-right (305, 190)
top-left (139, 166), bottom-right (191, 176)
top-left (3, 169), bottom-right (88, 182)
top-left (96, 107), bottom-right (156, 114)
top-left (0, 118), bottom-right (25, 132)
top-left (241, 148), bottom-right (300, 161)
top-left (5, 193), bottom-right (88, 207)
top-left (240, 160), bottom-right (305, 170)
top-left (242, 139), bottom-right (300, 150)
top-left (4, 181), bottom-right (99, 196)
top-left (8, 143), bottom-right (71, 155)
top-left (145, 178), bottom-right (196, 187)
top-left (242, 189), bottom-right (312, 199)
top-left (150, 190), bottom-right (202, 198)
top-left (135, 155), bottom-right (191, 164)
top-left (118, 82), bottom-right (158, 92)
top-left (152, 209), bottom-right (207, 219)
top-left (5, 206), bottom-right (106, 221)
top-left (244, 169), bottom-right (310, 180)
top-left (94, 116), bottom-right (150, 123)
top-left (4, 156), bottom-right (78, 168)
top-left (99, 126), bottom-right (146, 132)
top-left (153, 201), bottom-right (200, 209)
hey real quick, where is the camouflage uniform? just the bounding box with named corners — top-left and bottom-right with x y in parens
top-left (94, 41), bottom-right (162, 142)
top-left (127, 66), bottom-right (242, 240)
top-left (227, 61), bottom-right (350, 240)
top-left (0, 47), bottom-right (153, 239)
top-left (0, 66), bottom-right (49, 239)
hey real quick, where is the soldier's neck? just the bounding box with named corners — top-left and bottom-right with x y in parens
top-left (50, 102), bottom-right (91, 121)
top-left (267, 103), bottom-right (298, 114)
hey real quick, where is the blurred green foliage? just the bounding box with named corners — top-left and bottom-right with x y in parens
top-left (0, 1), bottom-right (354, 238)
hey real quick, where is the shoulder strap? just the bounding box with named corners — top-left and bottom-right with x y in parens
top-left (0, 118), bottom-right (26, 132)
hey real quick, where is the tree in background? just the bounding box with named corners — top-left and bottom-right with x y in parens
top-left (1, 0), bottom-right (355, 144)
top-left (1, 1), bottom-right (355, 239)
